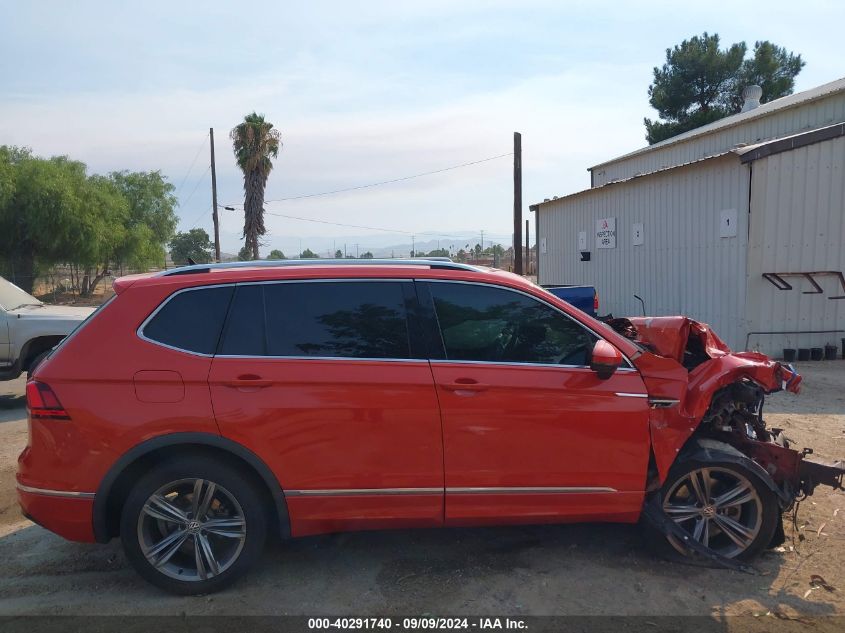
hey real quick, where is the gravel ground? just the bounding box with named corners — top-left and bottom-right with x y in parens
top-left (0, 363), bottom-right (843, 619)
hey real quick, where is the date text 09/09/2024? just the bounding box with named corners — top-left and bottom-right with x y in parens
top-left (307, 617), bottom-right (527, 630)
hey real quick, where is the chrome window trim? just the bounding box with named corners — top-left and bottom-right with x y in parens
top-left (213, 355), bottom-right (427, 363)
top-left (284, 486), bottom-right (617, 497)
top-left (615, 392), bottom-right (649, 398)
top-left (429, 358), bottom-right (638, 372)
top-left (137, 278), bottom-right (419, 359)
top-left (421, 278), bottom-right (637, 370)
top-left (137, 277), bottom-right (642, 373)
top-left (17, 483), bottom-right (96, 499)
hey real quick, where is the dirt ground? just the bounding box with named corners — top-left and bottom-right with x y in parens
top-left (0, 362), bottom-right (843, 620)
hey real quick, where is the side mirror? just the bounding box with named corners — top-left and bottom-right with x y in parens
top-left (590, 340), bottom-right (622, 379)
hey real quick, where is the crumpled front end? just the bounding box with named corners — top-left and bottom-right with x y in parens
top-left (607, 316), bottom-right (841, 499)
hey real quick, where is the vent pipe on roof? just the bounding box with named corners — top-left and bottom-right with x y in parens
top-left (741, 85), bottom-right (763, 113)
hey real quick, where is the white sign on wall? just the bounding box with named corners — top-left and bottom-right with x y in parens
top-left (577, 231), bottom-right (587, 250)
top-left (632, 223), bottom-right (644, 246)
top-left (596, 217), bottom-right (616, 249)
top-left (720, 209), bottom-right (738, 238)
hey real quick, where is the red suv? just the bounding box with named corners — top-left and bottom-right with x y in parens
top-left (17, 259), bottom-right (841, 594)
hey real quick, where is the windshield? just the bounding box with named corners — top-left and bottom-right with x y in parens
top-left (0, 276), bottom-right (43, 311)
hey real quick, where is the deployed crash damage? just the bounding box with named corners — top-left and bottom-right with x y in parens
top-left (606, 315), bottom-right (844, 568)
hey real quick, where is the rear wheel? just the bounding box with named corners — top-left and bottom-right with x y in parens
top-left (120, 455), bottom-right (267, 594)
top-left (649, 456), bottom-right (779, 561)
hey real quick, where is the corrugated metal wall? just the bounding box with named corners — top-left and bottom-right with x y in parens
top-left (592, 93), bottom-right (845, 187)
top-left (745, 135), bottom-right (845, 356)
top-left (538, 155), bottom-right (750, 349)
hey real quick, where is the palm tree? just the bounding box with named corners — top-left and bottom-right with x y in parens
top-left (230, 113), bottom-right (282, 259)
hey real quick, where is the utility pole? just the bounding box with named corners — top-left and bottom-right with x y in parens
top-left (355, 243), bottom-right (359, 258)
top-left (209, 128), bottom-right (221, 262)
top-left (513, 132), bottom-right (523, 275)
top-left (481, 230), bottom-right (484, 253)
top-left (411, 235), bottom-right (415, 257)
top-left (525, 219), bottom-right (530, 275)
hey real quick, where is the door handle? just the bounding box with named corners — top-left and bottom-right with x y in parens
top-left (441, 379), bottom-right (489, 393)
top-left (223, 374), bottom-right (272, 389)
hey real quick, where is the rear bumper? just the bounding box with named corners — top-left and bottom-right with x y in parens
top-left (17, 484), bottom-right (97, 543)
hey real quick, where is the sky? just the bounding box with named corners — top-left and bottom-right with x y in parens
top-left (2, 0), bottom-right (843, 256)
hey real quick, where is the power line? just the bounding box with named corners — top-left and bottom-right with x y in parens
top-left (249, 209), bottom-right (510, 242)
top-left (174, 133), bottom-right (209, 198)
top-left (188, 205), bottom-right (213, 230)
top-left (181, 164), bottom-right (211, 215)
top-left (223, 152), bottom-right (513, 206)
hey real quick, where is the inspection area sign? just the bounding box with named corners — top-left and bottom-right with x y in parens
top-left (596, 217), bottom-right (616, 249)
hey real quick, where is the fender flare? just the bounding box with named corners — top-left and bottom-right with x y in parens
top-left (92, 432), bottom-right (291, 543)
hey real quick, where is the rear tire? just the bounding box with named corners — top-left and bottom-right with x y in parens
top-left (644, 453), bottom-right (780, 563)
top-left (120, 455), bottom-right (267, 595)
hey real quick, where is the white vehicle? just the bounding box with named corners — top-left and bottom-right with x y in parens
top-left (0, 276), bottom-right (95, 381)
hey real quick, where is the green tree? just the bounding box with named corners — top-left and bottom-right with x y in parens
top-left (299, 248), bottom-right (318, 259)
top-left (170, 229), bottom-right (213, 265)
top-left (426, 248), bottom-right (450, 257)
top-left (0, 151), bottom-right (125, 293)
top-left (108, 170), bottom-right (177, 271)
top-left (360, 251), bottom-right (374, 259)
top-left (334, 249), bottom-right (343, 258)
top-left (230, 113), bottom-right (282, 260)
top-left (729, 41), bottom-right (805, 111)
top-left (267, 249), bottom-right (286, 260)
top-left (644, 33), bottom-right (803, 144)
top-left (237, 245), bottom-right (252, 261)
top-left (0, 147), bottom-right (178, 295)
top-left (76, 175), bottom-right (130, 294)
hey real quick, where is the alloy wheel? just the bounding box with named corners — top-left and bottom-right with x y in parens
top-left (136, 478), bottom-right (247, 581)
top-left (663, 466), bottom-right (763, 558)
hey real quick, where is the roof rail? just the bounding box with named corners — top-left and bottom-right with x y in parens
top-left (158, 257), bottom-right (480, 277)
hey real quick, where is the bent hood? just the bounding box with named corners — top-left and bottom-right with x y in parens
top-left (626, 316), bottom-right (731, 363)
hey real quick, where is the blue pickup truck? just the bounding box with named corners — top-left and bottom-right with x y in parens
top-left (542, 285), bottom-right (598, 317)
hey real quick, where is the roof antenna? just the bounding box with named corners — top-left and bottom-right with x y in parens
top-left (634, 294), bottom-right (646, 316)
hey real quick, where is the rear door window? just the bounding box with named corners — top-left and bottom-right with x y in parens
top-left (219, 281), bottom-right (416, 359)
top-left (142, 285), bottom-right (233, 354)
top-left (428, 282), bottom-right (596, 365)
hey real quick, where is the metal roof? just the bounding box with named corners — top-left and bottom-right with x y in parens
top-left (532, 151), bottom-right (733, 207)
top-left (589, 76), bottom-right (845, 171)
top-left (735, 121), bottom-right (845, 163)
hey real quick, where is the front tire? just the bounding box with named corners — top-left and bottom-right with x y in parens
top-left (647, 454), bottom-right (780, 562)
top-left (120, 455), bottom-right (267, 595)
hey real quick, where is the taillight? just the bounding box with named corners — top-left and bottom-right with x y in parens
top-left (594, 291), bottom-right (599, 314)
top-left (26, 381), bottom-right (70, 420)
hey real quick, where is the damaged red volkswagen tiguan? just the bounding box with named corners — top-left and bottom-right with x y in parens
top-left (17, 259), bottom-right (845, 594)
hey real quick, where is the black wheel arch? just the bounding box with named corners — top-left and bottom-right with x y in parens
top-left (20, 335), bottom-right (65, 373)
top-left (93, 432), bottom-right (291, 543)
top-left (674, 436), bottom-right (788, 505)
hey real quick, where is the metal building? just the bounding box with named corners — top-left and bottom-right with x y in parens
top-left (532, 77), bottom-right (845, 356)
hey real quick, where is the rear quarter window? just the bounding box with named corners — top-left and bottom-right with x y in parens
top-left (141, 286), bottom-right (234, 355)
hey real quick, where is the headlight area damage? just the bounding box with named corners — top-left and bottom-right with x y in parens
top-left (607, 315), bottom-right (844, 570)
